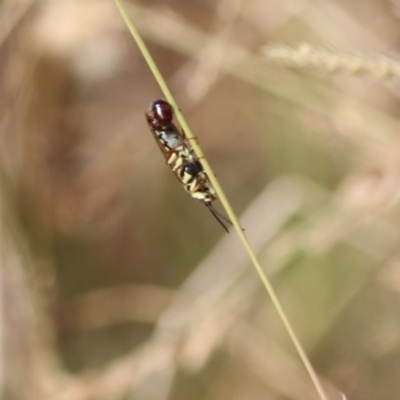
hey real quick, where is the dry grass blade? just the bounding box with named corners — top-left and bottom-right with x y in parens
top-left (113, 1), bottom-right (330, 399)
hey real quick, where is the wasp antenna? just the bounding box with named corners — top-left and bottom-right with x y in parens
top-left (211, 205), bottom-right (233, 226)
top-left (205, 203), bottom-right (232, 233)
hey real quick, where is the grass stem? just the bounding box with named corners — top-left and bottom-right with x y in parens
top-left (113, 1), bottom-right (330, 399)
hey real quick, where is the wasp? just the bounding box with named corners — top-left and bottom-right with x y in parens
top-left (145, 99), bottom-right (232, 232)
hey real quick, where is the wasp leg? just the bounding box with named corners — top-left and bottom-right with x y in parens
top-left (205, 203), bottom-right (232, 233)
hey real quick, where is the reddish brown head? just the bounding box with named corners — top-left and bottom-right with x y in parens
top-left (149, 99), bottom-right (173, 128)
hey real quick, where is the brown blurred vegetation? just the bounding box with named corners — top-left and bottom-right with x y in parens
top-left (2, 0), bottom-right (400, 399)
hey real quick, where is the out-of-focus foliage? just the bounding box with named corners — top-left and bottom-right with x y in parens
top-left (2, 0), bottom-right (400, 399)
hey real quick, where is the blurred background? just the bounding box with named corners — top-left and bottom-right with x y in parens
top-left (2, 0), bottom-right (400, 399)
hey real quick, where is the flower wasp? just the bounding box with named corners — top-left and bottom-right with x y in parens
top-left (145, 99), bottom-right (232, 232)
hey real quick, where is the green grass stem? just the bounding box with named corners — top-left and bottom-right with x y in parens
top-left (113, 1), bottom-right (330, 399)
